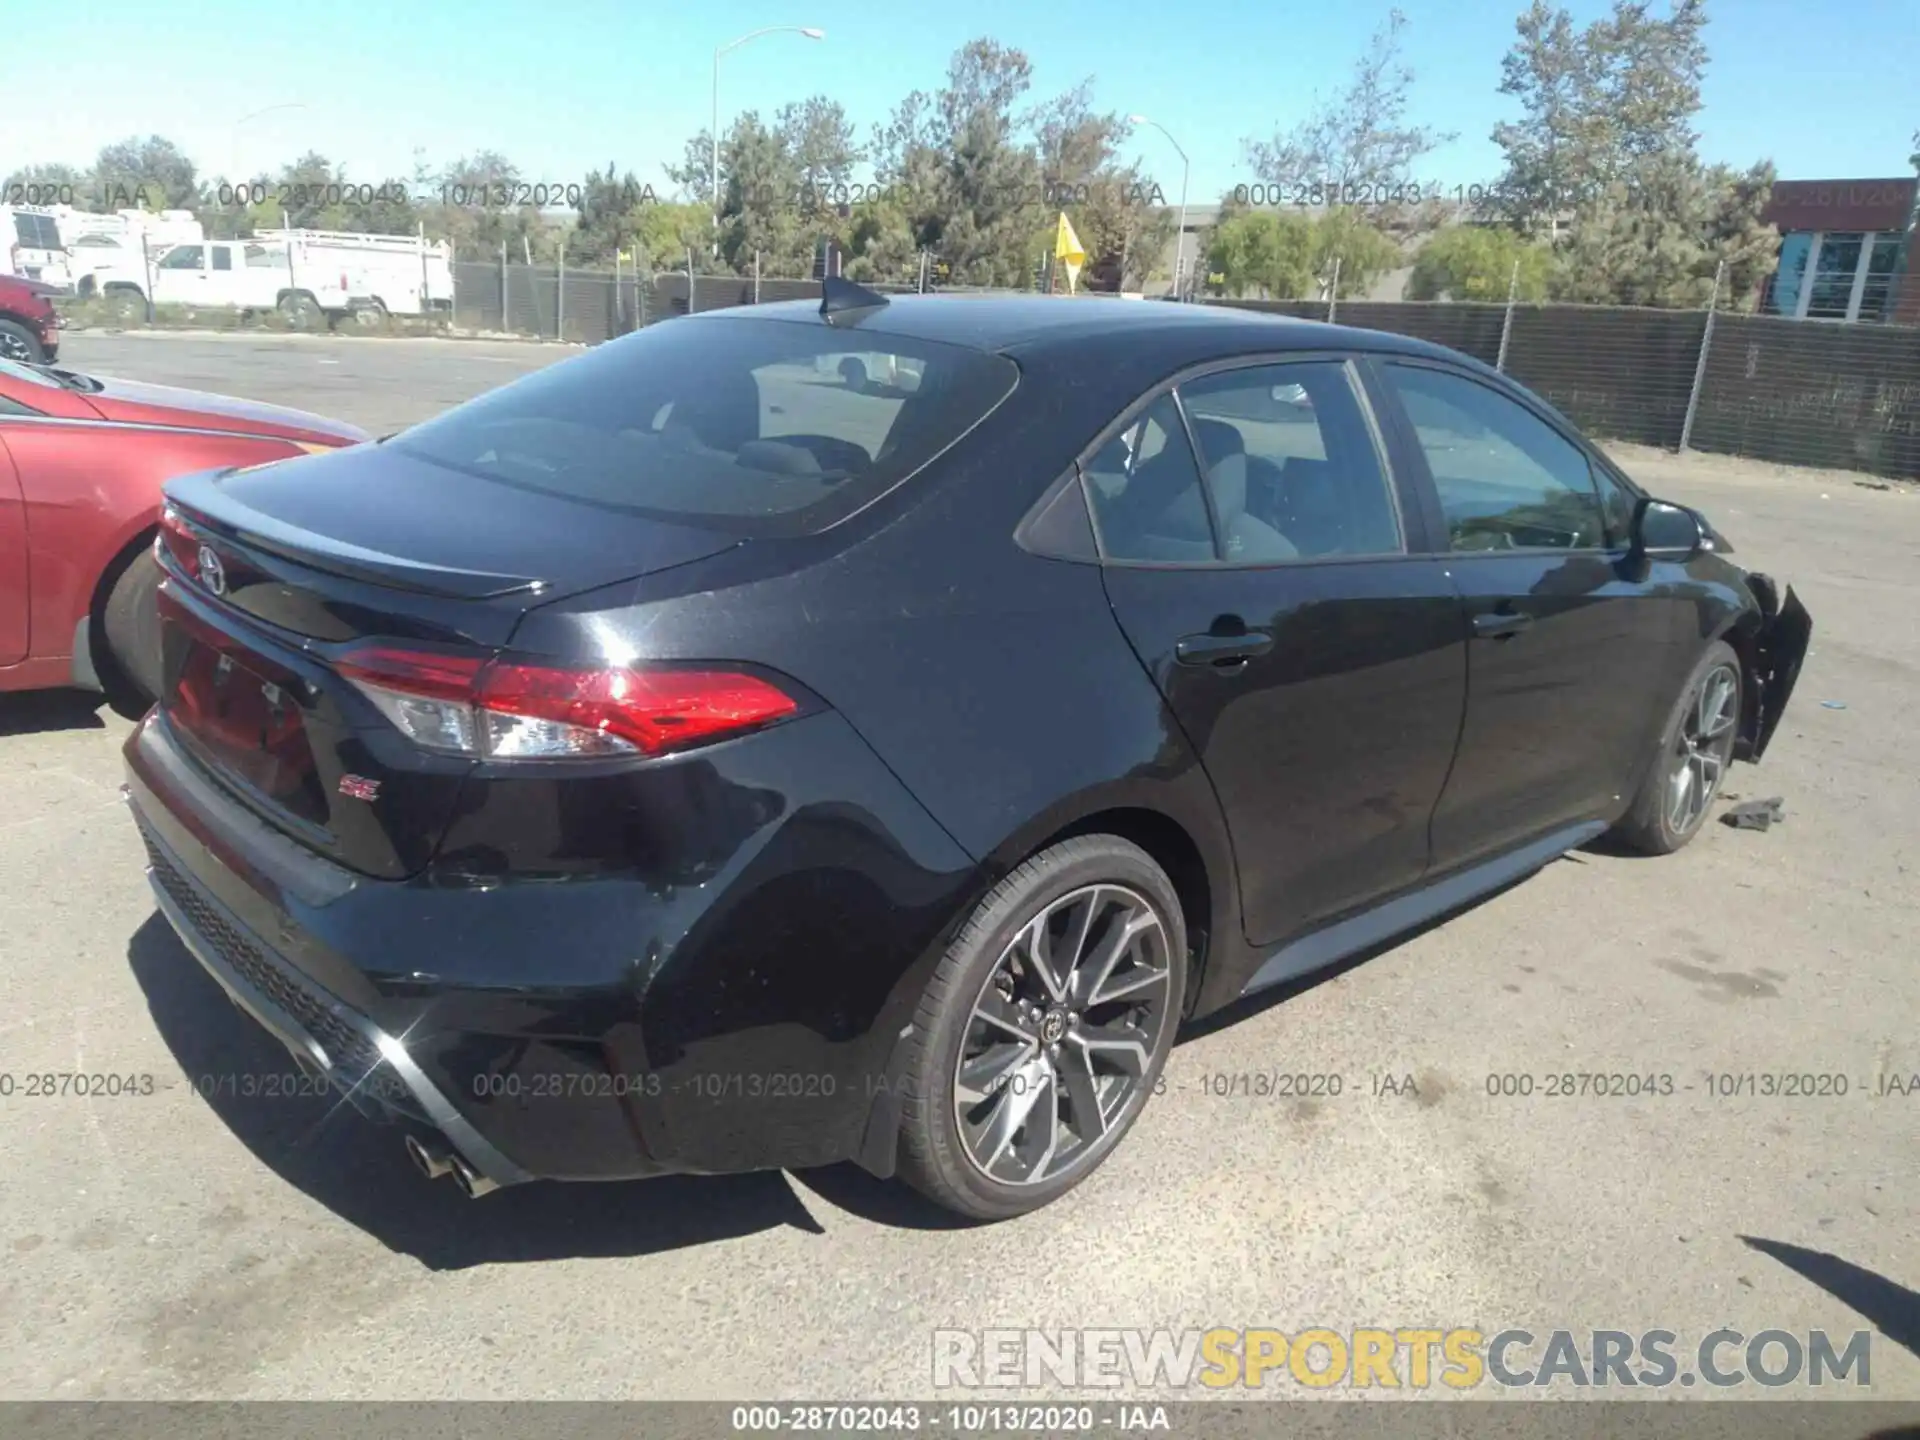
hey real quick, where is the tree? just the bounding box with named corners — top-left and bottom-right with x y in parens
top-left (92, 136), bottom-right (201, 210)
top-left (1, 162), bottom-right (85, 206)
top-left (1029, 84), bottom-right (1172, 290)
top-left (629, 202), bottom-right (718, 271)
top-left (569, 164), bottom-right (666, 266)
top-left (870, 39), bottom-right (1049, 288)
top-left (1242, 9), bottom-right (1454, 227)
top-left (666, 95), bottom-right (859, 276)
top-left (1549, 154), bottom-right (1775, 309)
top-left (419, 151), bottom-right (542, 254)
top-left (1408, 225), bottom-right (1553, 300)
top-left (1206, 206), bottom-right (1400, 301)
top-left (1492, 0), bottom-right (1710, 231)
top-left (1207, 211), bottom-right (1318, 299)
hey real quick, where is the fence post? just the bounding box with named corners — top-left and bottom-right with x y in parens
top-left (1679, 260), bottom-right (1725, 454)
top-left (1496, 260), bottom-right (1519, 372)
top-left (919, 249), bottom-right (929, 294)
top-left (499, 241), bottom-right (508, 333)
top-left (687, 247), bottom-right (696, 314)
top-left (556, 242), bottom-right (566, 342)
top-left (753, 250), bottom-right (761, 305)
top-left (1327, 256), bottom-right (1342, 324)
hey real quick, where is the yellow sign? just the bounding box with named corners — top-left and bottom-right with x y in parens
top-left (1053, 212), bottom-right (1086, 293)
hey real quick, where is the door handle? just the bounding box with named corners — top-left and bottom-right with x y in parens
top-left (1471, 609), bottom-right (1534, 640)
top-left (1175, 630), bottom-right (1274, 667)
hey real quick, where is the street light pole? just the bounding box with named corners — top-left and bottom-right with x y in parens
top-left (711, 26), bottom-right (825, 230)
top-left (1129, 114), bottom-right (1189, 299)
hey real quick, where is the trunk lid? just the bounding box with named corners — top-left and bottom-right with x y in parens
top-left (157, 453), bottom-right (744, 880)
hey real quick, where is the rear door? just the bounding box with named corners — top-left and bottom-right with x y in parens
top-left (1369, 359), bottom-right (1678, 870)
top-left (1093, 356), bottom-right (1468, 952)
top-left (205, 243), bottom-right (241, 305)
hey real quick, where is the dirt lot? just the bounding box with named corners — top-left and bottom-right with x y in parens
top-left (1, 332), bottom-right (1915, 1403)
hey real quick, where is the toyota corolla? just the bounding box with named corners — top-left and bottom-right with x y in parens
top-left (124, 283), bottom-right (1810, 1219)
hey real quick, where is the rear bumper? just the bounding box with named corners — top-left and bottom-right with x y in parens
top-left (123, 705), bottom-right (976, 1188)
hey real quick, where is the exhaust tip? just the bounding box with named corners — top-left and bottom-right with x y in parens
top-left (449, 1155), bottom-right (500, 1199)
top-left (405, 1133), bottom-right (453, 1181)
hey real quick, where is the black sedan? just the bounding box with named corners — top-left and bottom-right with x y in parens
top-left (125, 282), bottom-right (1811, 1219)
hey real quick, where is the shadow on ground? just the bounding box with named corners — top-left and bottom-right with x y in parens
top-left (1741, 1234), bottom-right (1920, 1359)
top-left (126, 913), bottom-right (856, 1269)
top-left (0, 690), bottom-right (107, 735)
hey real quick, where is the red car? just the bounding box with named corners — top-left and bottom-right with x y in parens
top-left (0, 274), bottom-right (61, 365)
top-left (0, 354), bottom-right (369, 711)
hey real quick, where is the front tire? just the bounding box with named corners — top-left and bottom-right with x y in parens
top-left (1613, 640), bottom-right (1741, 855)
top-left (0, 318), bottom-right (44, 365)
top-left (897, 836), bottom-right (1186, 1220)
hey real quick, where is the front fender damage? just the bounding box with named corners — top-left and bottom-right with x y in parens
top-left (1737, 573), bottom-right (1812, 763)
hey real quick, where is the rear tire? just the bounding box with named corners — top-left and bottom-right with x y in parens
top-left (1612, 640), bottom-right (1741, 855)
top-left (99, 548), bottom-right (165, 718)
top-left (0, 319), bottom-right (44, 365)
top-left (896, 835), bottom-right (1186, 1220)
top-left (279, 292), bottom-right (324, 330)
top-left (104, 288), bottom-right (149, 324)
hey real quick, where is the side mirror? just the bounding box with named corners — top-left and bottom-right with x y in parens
top-left (1630, 497), bottom-right (1705, 560)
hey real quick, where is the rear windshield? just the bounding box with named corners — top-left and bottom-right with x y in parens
top-left (391, 315), bottom-right (1019, 537)
top-left (12, 214), bottom-right (62, 249)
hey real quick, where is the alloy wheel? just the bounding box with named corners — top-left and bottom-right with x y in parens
top-left (952, 883), bottom-right (1173, 1187)
top-left (0, 330), bottom-right (31, 363)
top-left (1668, 662), bottom-right (1738, 835)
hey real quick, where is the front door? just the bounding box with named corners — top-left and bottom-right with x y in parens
top-left (1370, 359), bottom-right (1679, 870)
top-left (0, 434), bottom-right (26, 664)
top-left (1092, 358), bottom-right (1468, 953)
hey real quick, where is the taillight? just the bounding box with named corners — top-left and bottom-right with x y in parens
top-left (335, 646), bottom-right (801, 761)
top-left (156, 503), bottom-right (201, 579)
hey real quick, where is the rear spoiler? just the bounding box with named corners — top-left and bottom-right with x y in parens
top-left (165, 467), bottom-right (547, 601)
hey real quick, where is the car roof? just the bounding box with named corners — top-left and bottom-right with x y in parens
top-left (694, 293), bottom-right (1469, 367)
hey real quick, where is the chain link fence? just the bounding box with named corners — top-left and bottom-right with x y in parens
top-left (1196, 295), bottom-right (1920, 480)
top-left (436, 258), bottom-right (1920, 481)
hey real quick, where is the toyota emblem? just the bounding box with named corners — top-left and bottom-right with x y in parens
top-left (197, 544), bottom-right (227, 596)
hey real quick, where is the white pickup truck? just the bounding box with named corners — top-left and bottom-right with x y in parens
top-left (102, 230), bottom-right (453, 326)
top-left (111, 239), bottom-right (360, 325)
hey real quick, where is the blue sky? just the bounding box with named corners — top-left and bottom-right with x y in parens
top-left (6, 0), bottom-right (1915, 207)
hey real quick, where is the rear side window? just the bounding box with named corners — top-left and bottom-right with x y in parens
top-left (1081, 395), bottom-right (1215, 563)
top-left (1178, 362), bottom-right (1401, 560)
top-left (391, 316), bottom-right (1019, 537)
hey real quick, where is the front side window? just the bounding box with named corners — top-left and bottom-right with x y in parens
top-left (391, 315), bottom-right (1018, 538)
top-left (1178, 361), bottom-right (1401, 561)
top-left (1383, 364), bottom-right (1605, 552)
top-left (158, 246), bottom-right (204, 270)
